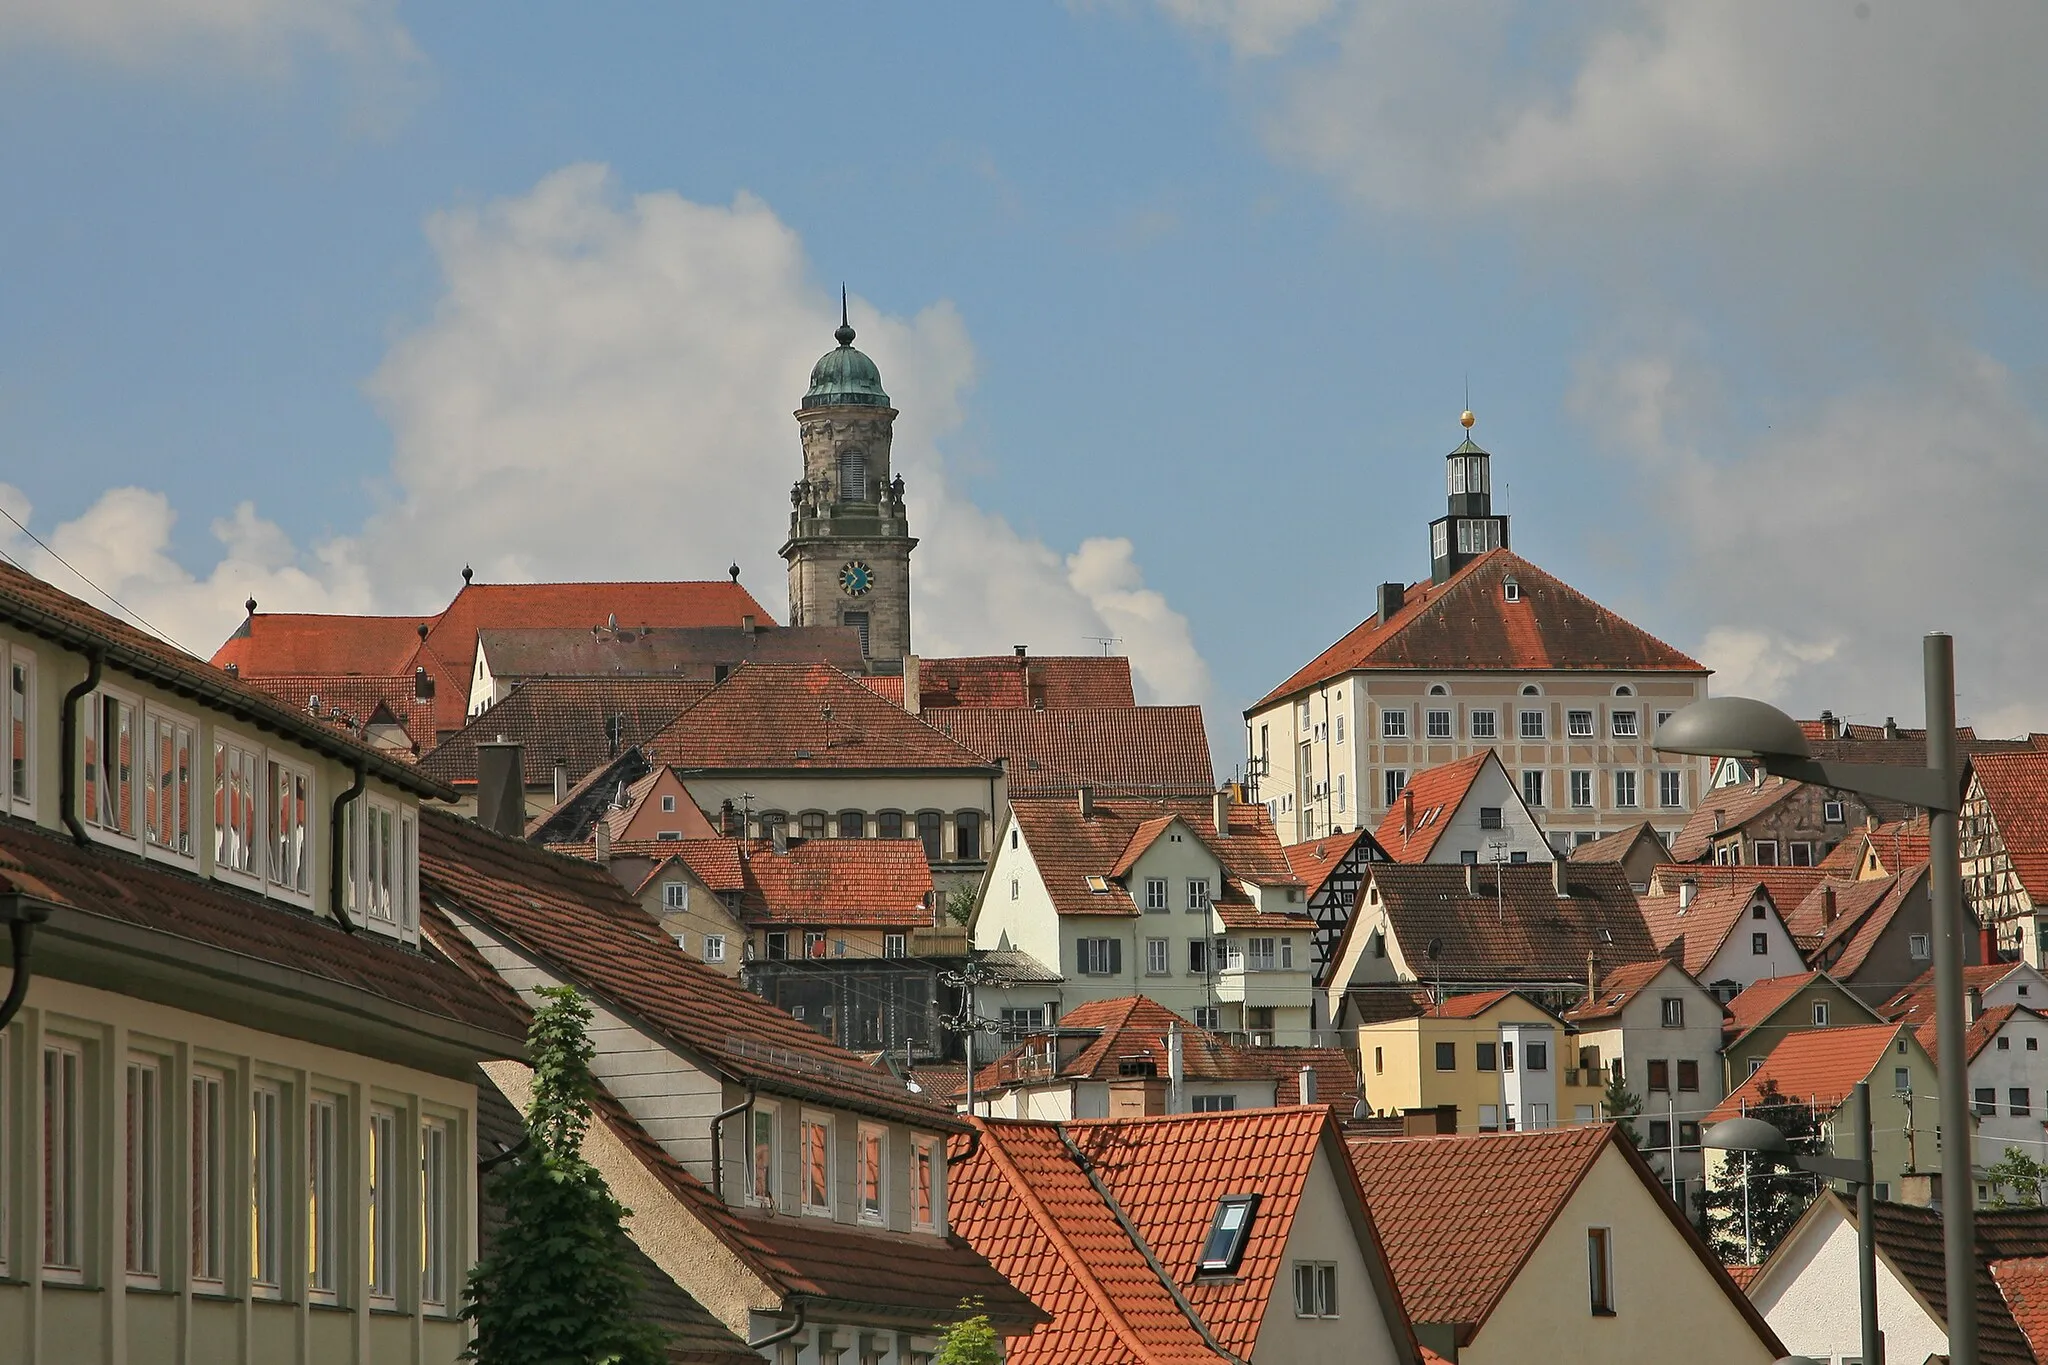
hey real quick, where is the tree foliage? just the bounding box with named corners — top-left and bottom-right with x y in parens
top-left (465, 986), bottom-right (667, 1365)
top-left (935, 1299), bottom-right (1003, 1365)
top-left (1602, 1071), bottom-right (1644, 1148)
top-left (1696, 1080), bottom-right (1822, 1266)
top-left (1988, 1147), bottom-right (2048, 1207)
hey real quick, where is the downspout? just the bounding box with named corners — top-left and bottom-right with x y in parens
top-left (59, 649), bottom-right (103, 845)
top-left (1056, 1127), bottom-right (1250, 1365)
top-left (748, 1300), bottom-right (807, 1352)
top-left (328, 762), bottom-right (367, 934)
top-left (710, 1083), bottom-right (755, 1202)
top-left (0, 896), bottom-right (54, 1033)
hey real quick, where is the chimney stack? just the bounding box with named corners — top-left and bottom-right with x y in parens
top-left (1968, 986), bottom-right (1983, 1025)
top-left (553, 759), bottom-right (570, 807)
top-left (1213, 787), bottom-right (1231, 837)
top-left (1402, 786), bottom-right (1415, 839)
top-left (1553, 856), bottom-right (1569, 897)
top-left (1377, 582), bottom-right (1405, 623)
top-left (1884, 716), bottom-right (1900, 740)
top-left (1587, 950), bottom-right (1599, 1004)
top-left (1678, 877), bottom-right (1698, 910)
top-left (902, 654), bottom-right (921, 714)
top-left (1078, 784), bottom-right (1095, 819)
top-left (1821, 709), bottom-right (1840, 740)
top-left (1297, 1065), bottom-right (1318, 1106)
top-left (1014, 644), bottom-right (1028, 668)
top-left (594, 819), bottom-right (611, 867)
top-left (1821, 883), bottom-right (1837, 925)
top-left (474, 739), bottom-right (526, 839)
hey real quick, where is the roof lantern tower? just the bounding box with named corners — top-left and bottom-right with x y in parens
top-left (1428, 409), bottom-right (1510, 584)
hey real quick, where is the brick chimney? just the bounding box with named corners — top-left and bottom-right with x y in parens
top-left (1885, 716), bottom-right (1900, 740)
top-left (902, 653), bottom-right (921, 714)
top-left (1821, 884), bottom-right (1837, 925)
top-left (1821, 709), bottom-right (1840, 740)
top-left (1078, 784), bottom-right (1095, 818)
top-left (1402, 786), bottom-right (1415, 839)
top-left (474, 739), bottom-right (526, 838)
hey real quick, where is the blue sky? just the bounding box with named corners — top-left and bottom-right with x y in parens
top-left (5, 2), bottom-right (2048, 754)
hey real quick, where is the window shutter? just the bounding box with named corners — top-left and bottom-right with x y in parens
top-left (1109, 939), bottom-right (1122, 976)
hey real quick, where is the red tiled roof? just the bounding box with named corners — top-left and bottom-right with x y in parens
top-left (1881, 962), bottom-right (2029, 1030)
top-left (419, 809), bottom-right (959, 1128)
top-left (976, 997), bottom-right (1277, 1093)
top-left (1864, 815), bottom-right (1931, 875)
top-left (1284, 829), bottom-right (1377, 901)
top-left (1428, 989), bottom-right (1522, 1019)
top-left (1638, 882), bottom-right (1771, 978)
top-left (422, 678), bottom-right (713, 788)
top-left (1335, 863), bottom-right (1654, 989)
top-left (1253, 551), bottom-right (1706, 710)
top-left (1816, 834), bottom-right (1869, 873)
top-left (1373, 753), bottom-right (1493, 864)
top-left (1974, 751), bottom-right (2048, 904)
top-left (1723, 1262), bottom-right (1761, 1292)
top-left (1991, 1255), bottom-right (2048, 1364)
top-left (1810, 867), bottom-right (1926, 981)
top-left (932, 706), bottom-right (1215, 798)
top-left (646, 840), bottom-right (748, 894)
top-left (1265, 1047), bottom-right (1362, 1113)
top-left (236, 672), bottom-right (437, 748)
top-left (645, 663), bottom-right (998, 772)
top-left (1669, 778), bottom-right (1801, 862)
top-left (732, 837), bottom-right (934, 928)
top-left (1914, 1002), bottom-right (2026, 1069)
top-left (1782, 875), bottom-right (1888, 952)
top-left (1723, 972), bottom-right (1825, 1044)
top-left (1649, 863), bottom-right (1835, 916)
top-left (0, 811), bottom-right (523, 1046)
top-left (1565, 959), bottom-right (1694, 1024)
top-left (1008, 796), bottom-right (1300, 920)
top-left (213, 612), bottom-right (430, 676)
top-left (1567, 822), bottom-right (1670, 867)
top-left (918, 655), bottom-right (1136, 711)
top-left (1706, 1023), bottom-right (1906, 1122)
top-left (0, 563), bottom-right (449, 797)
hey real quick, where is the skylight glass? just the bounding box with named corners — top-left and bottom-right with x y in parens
top-left (1198, 1194), bottom-right (1259, 1274)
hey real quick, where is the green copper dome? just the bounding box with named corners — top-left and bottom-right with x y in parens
top-left (803, 317), bottom-right (891, 409)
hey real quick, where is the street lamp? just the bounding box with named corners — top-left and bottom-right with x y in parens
top-left (1705, 1083), bottom-right (1882, 1365)
top-left (1659, 634), bottom-right (1971, 1365)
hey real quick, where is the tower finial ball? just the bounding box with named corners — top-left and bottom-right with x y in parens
top-left (1460, 410), bottom-right (1476, 429)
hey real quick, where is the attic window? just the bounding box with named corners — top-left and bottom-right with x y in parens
top-left (1503, 577), bottom-right (1520, 603)
top-left (1198, 1195), bottom-right (1259, 1274)
top-left (1086, 875), bottom-right (1111, 893)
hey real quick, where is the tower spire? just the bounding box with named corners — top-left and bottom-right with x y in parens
top-left (836, 285), bottom-right (854, 346)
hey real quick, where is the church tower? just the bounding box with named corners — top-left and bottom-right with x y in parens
top-left (1427, 410), bottom-right (1510, 584)
top-left (781, 298), bottom-right (916, 671)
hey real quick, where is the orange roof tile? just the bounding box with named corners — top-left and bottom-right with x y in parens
top-left (1428, 989), bottom-right (1523, 1019)
top-left (1706, 1024), bottom-right (1907, 1123)
top-left (1565, 959), bottom-right (1698, 1024)
top-left (1373, 753), bottom-right (1493, 864)
top-left (932, 706), bottom-right (1214, 798)
top-left (1723, 972), bottom-right (1829, 1044)
top-left (918, 654), bottom-right (1136, 711)
top-left (731, 837), bottom-right (934, 928)
top-left (213, 611), bottom-right (430, 676)
top-left (1974, 751), bottom-right (2048, 903)
top-left (644, 839), bottom-right (747, 894)
top-left (975, 997), bottom-right (1283, 1094)
top-left (1669, 778), bottom-right (1801, 862)
top-left (1567, 822), bottom-right (1670, 867)
top-left (1649, 863), bottom-right (1835, 915)
top-left (1864, 815), bottom-right (1931, 875)
top-left (1253, 551), bottom-right (1706, 710)
top-left (1880, 962), bottom-right (2030, 1030)
top-left (1638, 881), bottom-right (1772, 977)
top-left (1809, 867), bottom-right (1927, 981)
top-left (1915, 1002), bottom-right (2027, 1069)
top-left (1008, 796), bottom-right (1300, 920)
top-left (1991, 1256), bottom-right (2048, 1364)
top-left (1284, 828), bottom-right (1379, 901)
top-left (645, 663), bottom-right (998, 772)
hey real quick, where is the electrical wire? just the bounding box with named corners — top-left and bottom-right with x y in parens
top-left (0, 499), bottom-right (198, 655)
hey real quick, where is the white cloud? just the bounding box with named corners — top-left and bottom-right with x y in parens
top-left (13, 166), bottom-right (1211, 707)
top-left (1152, 0), bottom-right (1338, 55)
top-left (1572, 340), bottom-right (2048, 735)
top-left (0, 0), bottom-right (416, 71)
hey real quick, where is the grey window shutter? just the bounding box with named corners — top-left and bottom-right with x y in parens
top-left (1109, 939), bottom-right (1122, 976)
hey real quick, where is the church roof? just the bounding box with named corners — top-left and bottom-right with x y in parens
top-left (1251, 551), bottom-right (1706, 712)
top-left (803, 316), bottom-right (890, 408)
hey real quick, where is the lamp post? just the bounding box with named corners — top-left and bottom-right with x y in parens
top-left (1706, 1083), bottom-right (1882, 1365)
top-left (1661, 634), bottom-right (1970, 1365)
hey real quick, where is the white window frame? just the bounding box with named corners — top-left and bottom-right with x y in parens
top-left (421, 1114), bottom-right (453, 1314)
top-left (1469, 709), bottom-right (1497, 740)
top-left (1247, 937), bottom-right (1277, 972)
top-left (4, 641), bottom-right (34, 817)
top-left (1659, 770), bottom-right (1683, 809)
top-left (43, 1037), bottom-right (85, 1281)
top-left (663, 881), bottom-right (689, 911)
top-left (884, 933), bottom-right (907, 958)
top-left (1614, 771), bottom-right (1639, 809)
top-left (264, 753), bottom-right (316, 904)
top-left (704, 934), bottom-right (726, 964)
top-left (1824, 800), bottom-right (1847, 824)
top-left (1381, 708), bottom-right (1408, 740)
top-left (126, 1054), bottom-right (164, 1286)
top-left (190, 1067), bottom-right (227, 1289)
top-left (751, 1103), bottom-right (778, 1207)
top-left (857, 1123), bottom-right (887, 1225)
top-left (251, 1080), bottom-right (286, 1297)
top-left (801, 1114), bottom-right (834, 1217)
top-left (660, 793), bottom-right (677, 813)
top-left (213, 733), bottom-right (266, 888)
top-left (912, 1137), bottom-right (942, 1232)
top-left (368, 1104), bottom-right (400, 1307)
top-left (142, 705), bottom-right (199, 865)
top-left (1294, 1260), bottom-right (1339, 1319)
top-left (307, 1092), bottom-right (341, 1304)
top-left (83, 682), bottom-right (141, 845)
top-left (1146, 937), bottom-right (1170, 976)
top-left (1194, 1005), bottom-right (1221, 1031)
top-left (1145, 877), bottom-right (1168, 912)
top-left (1523, 770), bottom-right (1544, 808)
top-left (1520, 709), bottom-right (1546, 740)
top-left (1187, 878), bottom-right (1211, 912)
top-left (1612, 709), bottom-right (1640, 739)
top-left (1333, 714), bottom-right (1344, 745)
top-left (1567, 709), bottom-right (1595, 738)
top-left (1426, 709), bottom-right (1452, 740)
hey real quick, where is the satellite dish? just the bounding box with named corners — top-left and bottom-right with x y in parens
top-left (1426, 937), bottom-right (1443, 962)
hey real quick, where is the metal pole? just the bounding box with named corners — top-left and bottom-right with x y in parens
top-left (1926, 632), bottom-right (1976, 1365)
top-left (1856, 1081), bottom-right (1884, 1365)
top-left (1743, 1150), bottom-right (1754, 1265)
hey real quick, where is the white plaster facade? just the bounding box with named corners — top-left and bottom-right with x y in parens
top-left (1387, 750), bottom-right (1555, 865)
top-left (1748, 1197), bottom-right (1949, 1365)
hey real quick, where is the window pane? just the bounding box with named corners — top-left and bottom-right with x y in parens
top-left (127, 1060), bottom-right (161, 1277)
top-left (8, 657), bottom-right (28, 802)
top-left (421, 1119), bottom-right (450, 1308)
top-left (191, 1072), bottom-right (224, 1284)
top-left (251, 1085), bottom-right (282, 1288)
top-left (369, 1109), bottom-right (397, 1301)
top-left (308, 1096), bottom-right (339, 1296)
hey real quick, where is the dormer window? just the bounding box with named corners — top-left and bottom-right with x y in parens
top-left (1199, 1194), bottom-right (1260, 1274)
top-left (343, 795), bottom-right (418, 938)
top-left (5, 642), bottom-right (35, 816)
top-left (1504, 576), bottom-right (1520, 602)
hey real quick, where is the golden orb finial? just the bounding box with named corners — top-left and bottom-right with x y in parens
top-left (1460, 410), bottom-right (1476, 429)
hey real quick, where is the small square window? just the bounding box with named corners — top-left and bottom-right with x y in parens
top-left (1294, 1261), bottom-right (1339, 1319)
top-left (1426, 709), bottom-right (1452, 740)
top-left (1567, 710), bottom-right (1594, 738)
top-left (1470, 710), bottom-right (1497, 740)
top-left (1382, 709), bottom-right (1408, 739)
top-left (661, 794), bottom-right (677, 812)
top-left (1520, 710), bottom-right (1546, 740)
top-left (1824, 801), bottom-right (1846, 824)
top-left (1910, 934), bottom-right (1931, 960)
top-left (1752, 932), bottom-right (1769, 955)
top-left (1434, 1042), bottom-right (1456, 1071)
top-left (1660, 998), bottom-right (1684, 1028)
top-left (1611, 711), bottom-right (1639, 739)
top-left (1476, 1042), bottom-right (1497, 1071)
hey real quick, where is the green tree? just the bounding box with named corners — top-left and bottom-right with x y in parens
top-left (1988, 1147), bottom-right (2048, 1207)
top-left (945, 884), bottom-right (977, 926)
top-left (1602, 1071), bottom-right (1644, 1148)
top-left (464, 986), bottom-right (666, 1365)
top-left (935, 1299), bottom-right (1003, 1365)
top-left (1695, 1080), bottom-right (1822, 1266)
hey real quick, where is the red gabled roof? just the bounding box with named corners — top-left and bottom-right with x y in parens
top-left (645, 663), bottom-right (997, 772)
top-left (1991, 1256), bottom-right (2048, 1364)
top-left (1428, 989), bottom-right (1524, 1020)
top-left (235, 672), bottom-right (438, 750)
top-left (1564, 959), bottom-right (1699, 1024)
top-left (1914, 1002), bottom-right (2029, 1069)
top-left (1707, 1023), bottom-right (1908, 1122)
top-left (1723, 971), bottom-right (1825, 1043)
top-left (1284, 828), bottom-right (1377, 901)
top-left (651, 839), bottom-right (748, 894)
top-left (931, 706), bottom-right (1215, 798)
top-left (1808, 867), bottom-right (1926, 980)
top-left (213, 612), bottom-right (430, 677)
top-left (1567, 822), bottom-right (1670, 867)
top-left (1669, 778), bottom-right (1800, 862)
top-left (732, 837), bottom-right (934, 928)
top-left (918, 655), bottom-right (1136, 711)
top-left (1863, 816), bottom-right (1931, 876)
top-left (1881, 962), bottom-right (2031, 1030)
top-left (1008, 795), bottom-right (1298, 920)
top-left (1373, 752), bottom-right (1494, 864)
top-left (1649, 863), bottom-right (1835, 917)
top-left (1974, 751), bottom-right (2048, 903)
top-left (1637, 882), bottom-right (1772, 978)
top-left (1252, 551), bottom-right (1705, 710)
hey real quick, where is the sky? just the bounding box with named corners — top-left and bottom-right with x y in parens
top-left (4, 1), bottom-right (2048, 764)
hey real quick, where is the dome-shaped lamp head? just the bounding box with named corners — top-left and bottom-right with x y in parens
top-left (1655, 697), bottom-right (1813, 762)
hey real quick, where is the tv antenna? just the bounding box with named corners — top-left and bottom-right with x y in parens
top-left (1487, 836), bottom-right (1513, 922)
top-left (1085, 635), bottom-right (1123, 656)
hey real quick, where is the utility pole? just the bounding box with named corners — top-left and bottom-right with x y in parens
top-left (939, 956), bottom-right (1001, 1117)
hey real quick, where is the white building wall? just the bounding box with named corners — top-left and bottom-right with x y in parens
top-left (1694, 896), bottom-right (1805, 993)
top-left (1404, 757), bottom-right (1553, 864)
top-left (1968, 1010), bottom-right (2048, 1183)
top-left (1751, 1204), bottom-right (1947, 1365)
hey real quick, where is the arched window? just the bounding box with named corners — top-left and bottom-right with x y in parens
top-left (1614, 685), bottom-right (1635, 697)
top-left (799, 811), bottom-right (827, 840)
top-left (1521, 684), bottom-right (1541, 696)
top-left (877, 810), bottom-right (905, 840)
top-left (1428, 684), bottom-right (1449, 696)
top-left (916, 810), bottom-right (944, 862)
top-left (837, 810), bottom-right (865, 838)
top-left (839, 447), bottom-right (867, 502)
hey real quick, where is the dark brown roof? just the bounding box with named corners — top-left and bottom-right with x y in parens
top-left (1568, 822), bottom-right (1671, 867)
top-left (645, 664), bottom-right (998, 772)
top-left (1006, 796), bottom-right (1299, 920)
top-left (1670, 778), bottom-right (1801, 862)
top-left (917, 654), bottom-right (1136, 710)
top-left (419, 810), bottom-right (962, 1128)
top-left (931, 706), bottom-right (1215, 797)
top-left (0, 561), bottom-right (451, 798)
top-left (0, 811), bottom-right (522, 1045)
top-left (421, 678), bottom-right (712, 788)
top-left (1340, 863), bottom-right (1655, 988)
top-left (1254, 551), bottom-right (1706, 710)
top-left (1866, 1199), bottom-right (2046, 1365)
top-left (476, 624), bottom-right (864, 682)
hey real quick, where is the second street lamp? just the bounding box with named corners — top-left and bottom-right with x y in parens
top-left (1657, 634), bottom-right (1972, 1365)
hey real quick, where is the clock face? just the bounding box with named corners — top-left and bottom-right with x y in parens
top-left (838, 560), bottom-right (874, 597)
